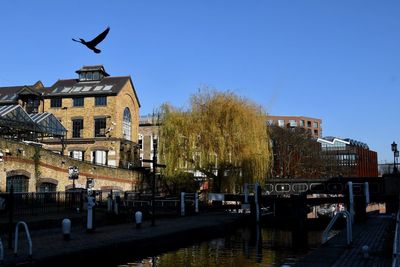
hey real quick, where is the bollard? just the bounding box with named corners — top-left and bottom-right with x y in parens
top-left (135, 211), bottom-right (143, 228)
top-left (107, 193), bottom-right (113, 213)
top-left (62, 218), bottom-right (71, 240)
top-left (87, 196), bottom-right (95, 233)
top-left (362, 245), bottom-right (369, 258)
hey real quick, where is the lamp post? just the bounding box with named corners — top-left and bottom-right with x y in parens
top-left (391, 142), bottom-right (398, 174)
top-left (151, 136), bottom-right (157, 226)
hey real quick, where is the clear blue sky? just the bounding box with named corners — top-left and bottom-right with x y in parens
top-left (0, 1), bottom-right (399, 163)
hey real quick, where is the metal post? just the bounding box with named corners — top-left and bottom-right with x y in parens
top-left (255, 183), bottom-right (260, 223)
top-left (0, 237), bottom-right (3, 262)
top-left (181, 192), bottom-right (185, 216)
top-left (348, 181), bottom-right (354, 223)
top-left (244, 183), bottom-right (249, 203)
top-left (195, 192), bottom-right (199, 213)
top-left (151, 138), bottom-right (157, 226)
top-left (364, 182), bottom-right (370, 205)
top-left (107, 193), bottom-right (113, 213)
top-left (8, 185), bottom-right (14, 249)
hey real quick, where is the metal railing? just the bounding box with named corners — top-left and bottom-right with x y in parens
top-left (322, 210), bottom-right (352, 245)
top-left (0, 191), bottom-right (85, 217)
top-left (123, 192), bottom-right (199, 215)
top-left (0, 237), bottom-right (3, 262)
top-left (392, 210), bottom-right (400, 267)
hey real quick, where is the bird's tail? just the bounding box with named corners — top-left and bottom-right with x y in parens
top-left (93, 48), bottom-right (101, 54)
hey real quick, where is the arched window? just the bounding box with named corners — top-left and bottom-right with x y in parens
top-left (6, 175), bottom-right (29, 192)
top-left (38, 182), bottom-right (57, 192)
top-left (122, 107), bottom-right (131, 141)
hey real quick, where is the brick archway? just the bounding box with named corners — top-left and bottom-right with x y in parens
top-left (38, 177), bottom-right (58, 186)
top-left (6, 169), bottom-right (31, 179)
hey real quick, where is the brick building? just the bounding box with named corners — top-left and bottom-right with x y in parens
top-left (0, 138), bottom-right (139, 192)
top-left (0, 65), bottom-right (143, 192)
top-left (138, 115), bottom-right (160, 171)
top-left (268, 115), bottom-right (322, 138)
top-left (0, 65), bottom-right (141, 168)
top-left (42, 65), bottom-right (141, 168)
top-left (317, 137), bottom-right (378, 177)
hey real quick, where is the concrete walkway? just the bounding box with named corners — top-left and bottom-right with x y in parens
top-left (1, 212), bottom-right (244, 266)
top-left (296, 214), bottom-right (394, 267)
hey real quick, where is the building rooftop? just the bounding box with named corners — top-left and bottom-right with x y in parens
top-left (0, 81), bottom-right (44, 104)
top-left (318, 136), bottom-right (369, 149)
top-left (43, 76), bottom-right (131, 97)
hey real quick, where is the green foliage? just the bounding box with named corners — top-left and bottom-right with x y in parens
top-left (159, 89), bottom-right (271, 192)
top-left (32, 146), bottom-right (41, 189)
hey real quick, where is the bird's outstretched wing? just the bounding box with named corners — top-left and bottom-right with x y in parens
top-left (72, 38), bottom-right (81, 43)
top-left (87, 27), bottom-right (110, 46)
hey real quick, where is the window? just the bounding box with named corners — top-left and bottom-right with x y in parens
top-left (79, 71), bottom-right (102, 81)
top-left (51, 98), bottom-right (62, 108)
top-left (138, 134), bottom-right (143, 150)
top-left (152, 137), bottom-right (158, 151)
top-left (26, 98), bottom-right (40, 113)
top-left (122, 107), bottom-right (131, 141)
top-left (289, 120), bottom-right (297, 127)
top-left (72, 119), bottom-right (83, 138)
top-left (93, 72), bottom-right (100, 80)
top-left (313, 122), bottom-right (319, 128)
top-left (299, 120), bottom-right (305, 127)
top-left (70, 150), bottom-right (84, 161)
top-left (92, 150), bottom-right (108, 165)
top-left (267, 120), bottom-right (274, 126)
top-left (95, 96), bottom-right (107, 106)
top-left (38, 183), bottom-right (57, 192)
top-left (6, 175), bottom-right (29, 192)
top-left (73, 97), bottom-right (84, 107)
top-left (278, 120), bottom-right (285, 127)
top-left (314, 129), bottom-right (318, 135)
top-left (307, 121), bottom-right (312, 127)
top-left (94, 118), bottom-right (107, 137)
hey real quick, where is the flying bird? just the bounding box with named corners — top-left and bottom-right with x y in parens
top-left (72, 27), bottom-right (110, 53)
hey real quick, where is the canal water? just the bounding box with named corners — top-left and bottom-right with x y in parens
top-left (117, 226), bottom-right (324, 267)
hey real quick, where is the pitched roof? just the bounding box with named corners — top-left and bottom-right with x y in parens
top-left (44, 76), bottom-right (127, 96)
top-left (44, 76), bottom-right (141, 107)
top-left (0, 81), bottom-right (44, 104)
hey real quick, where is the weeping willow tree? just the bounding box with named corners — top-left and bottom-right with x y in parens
top-left (159, 89), bottom-right (271, 193)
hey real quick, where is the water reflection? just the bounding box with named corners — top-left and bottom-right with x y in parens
top-left (119, 226), bottom-right (322, 267)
